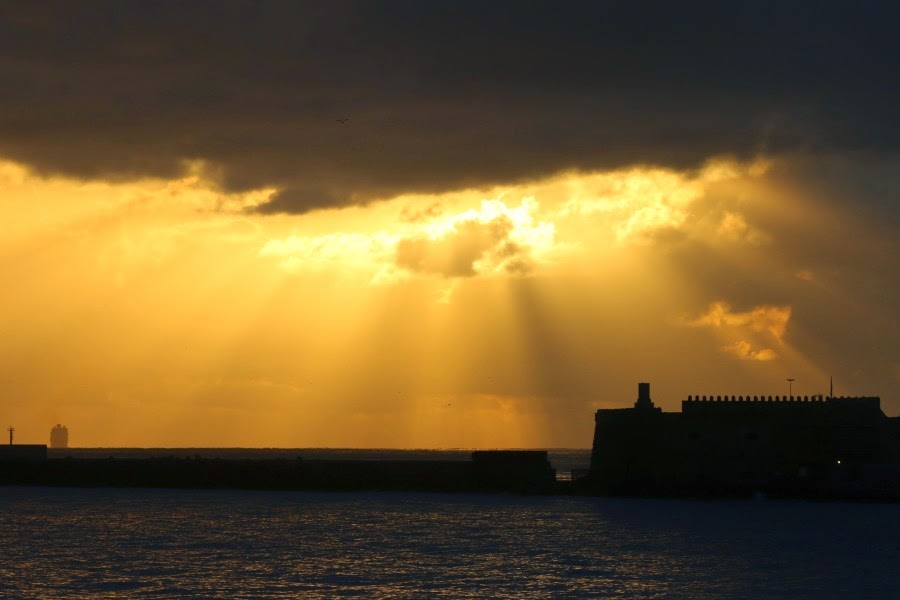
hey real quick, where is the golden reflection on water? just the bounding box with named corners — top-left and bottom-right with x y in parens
top-left (1, 488), bottom-right (899, 598)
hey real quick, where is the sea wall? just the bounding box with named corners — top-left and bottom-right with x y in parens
top-left (0, 445), bottom-right (47, 462)
top-left (0, 451), bottom-right (558, 493)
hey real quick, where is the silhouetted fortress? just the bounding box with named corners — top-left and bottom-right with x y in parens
top-left (590, 382), bottom-right (900, 499)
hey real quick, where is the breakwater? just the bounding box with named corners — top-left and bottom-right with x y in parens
top-left (0, 450), bottom-right (563, 494)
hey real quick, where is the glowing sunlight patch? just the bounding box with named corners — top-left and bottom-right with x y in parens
top-left (259, 232), bottom-right (399, 273)
top-left (396, 197), bottom-right (556, 278)
top-left (723, 340), bottom-right (778, 361)
top-left (260, 197), bottom-right (557, 282)
top-left (258, 156), bottom-right (772, 286)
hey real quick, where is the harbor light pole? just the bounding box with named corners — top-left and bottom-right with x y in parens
top-left (786, 378), bottom-right (796, 397)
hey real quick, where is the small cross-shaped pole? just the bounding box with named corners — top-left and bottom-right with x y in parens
top-left (7, 426), bottom-right (13, 445)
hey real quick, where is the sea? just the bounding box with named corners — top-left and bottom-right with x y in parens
top-left (2, 449), bottom-right (900, 598)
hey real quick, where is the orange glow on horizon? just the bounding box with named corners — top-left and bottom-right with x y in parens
top-left (0, 155), bottom-right (895, 448)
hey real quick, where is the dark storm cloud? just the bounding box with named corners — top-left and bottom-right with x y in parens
top-left (1, 1), bottom-right (898, 212)
top-left (256, 187), bottom-right (341, 215)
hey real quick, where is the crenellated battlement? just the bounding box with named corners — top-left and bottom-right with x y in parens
top-left (682, 394), bottom-right (881, 414)
top-left (686, 394), bottom-right (826, 403)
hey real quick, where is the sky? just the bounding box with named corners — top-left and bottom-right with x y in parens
top-left (1, 1), bottom-right (899, 448)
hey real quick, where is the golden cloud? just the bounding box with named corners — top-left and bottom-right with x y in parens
top-left (723, 340), bottom-right (778, 361)
top-left (716, 212), bottom-right (771, 245)
top-left (396, 198), bottom-right (555, 278)
top-left (687, 301), bottom-right (791, 343)
top-left (795, 269), bottom-right (815, 282)
top-left (259, 197), bottom-right (557, 282)
top-left (554, 157), bottom-right (772, 244)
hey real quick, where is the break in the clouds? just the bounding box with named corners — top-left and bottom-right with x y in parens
top-left (395, 199), bottom-right (553, 278)
top-left (1, 1), bottom-right (898, 212)
top-left (259, 196), bottom-right (555, 281)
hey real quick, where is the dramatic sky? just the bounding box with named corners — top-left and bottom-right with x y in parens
top-left (1, 1), bottom-right (899, 447)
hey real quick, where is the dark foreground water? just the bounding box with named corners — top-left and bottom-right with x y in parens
top-left (1, 487), bottom-right (899, 598)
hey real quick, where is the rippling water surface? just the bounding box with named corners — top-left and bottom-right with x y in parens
top-left (2, 486), bottom-right (899, 598)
